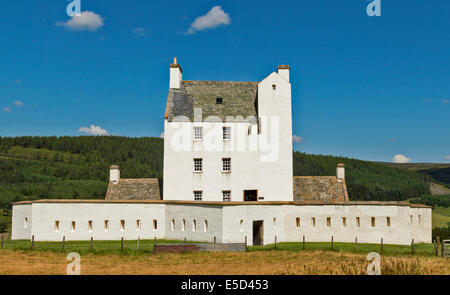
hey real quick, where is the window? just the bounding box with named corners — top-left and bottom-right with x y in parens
top-left (171, 219), bottom-right (175, 231)
top-left (248, 125), bottom-right (252, 135)
top-left (222, 190), bottom-right (231, 202)
top-left (327, 217), bottom-right (331, 227)
top-left (273, 218), bottom-right (277, 229)
top-left (104, 220), bottom-right (109, 231)
top-left (240, 220), bottom-right (244, 232)
top-left (182, 219), bottom-right (186, 231)
top-left (193, 158), bottom-right (202, 172)
top-left (342, 217), bottom-right (346, 227)
top-left (311, 217), bottom-right (316, 227)
top-left (204, 220), bottom-right (208, 232)
top-left (193, 126), bottom-right (203, 141)
top-left (71, 221), bottom-right (76, 232)
top-left (296, 217), bottom-right (300, 228)
top-left (24, 217), bottom-right (28, 229)
top-left (222, 126), bottom-right (231, 140)
top-left (120, 220), bottom-right (125, 231)
top-left (136, 220), bottom-right (141, 231)
top-left (418, 215), bottom-right (421, 224)
top-left (272, 84), bottom-right (276, 90)
top-left (153, 219), bottom-right (158, 230)
top-left (194, 191), bottom-right (203, 201)
top-left (410, 215), bottom-right (413, 224)
top-left (55, 221), bottom-right (60, 232)
top-left (216, 97), bottom-right (223, 104)
top-left (356, 217), bottom-right (360, 227)
top-left (386, 217), bottom-right (391, 227)
top-left (193, 220), bottom-right (197, 231)
top-left (371, 217), bottom-right (375, 227)
top-left (88, 220), bottom-right (93, 232)
top-left (222, 158), bottom-right (231, 173)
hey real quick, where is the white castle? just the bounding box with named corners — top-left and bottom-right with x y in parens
top-left (11, 59), bottom-right (431, 246)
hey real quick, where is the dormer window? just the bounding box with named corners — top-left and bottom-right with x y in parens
top-left (216, 97), bottom-right (223, 104)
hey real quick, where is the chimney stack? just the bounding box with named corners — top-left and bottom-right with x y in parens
top-left (336, 163), bottom-right (345, 182)
top-left (169, 57), bottom-right (182, 89)
top-left (277, 65), bottom-right (290, 82)
top-left (110, 165), bottom-right (120, 184)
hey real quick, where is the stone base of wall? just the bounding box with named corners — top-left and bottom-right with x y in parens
top-left (153, 243), bottom-right (247, 253)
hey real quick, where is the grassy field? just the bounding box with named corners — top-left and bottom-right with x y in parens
top-left (1, 240), bottom-right (447, 275)
top-left (432, 206), bottom-right (450, 228)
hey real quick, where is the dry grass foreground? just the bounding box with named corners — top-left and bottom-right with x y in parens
top-left (0, 250), bottom-right (449, 275)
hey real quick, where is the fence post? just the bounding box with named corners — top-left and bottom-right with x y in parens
top-left (355, 237), bottom-right (358, 252)
top-left (90, 237), bottom-right (93, 251)
top-left (275, 236), bottom-right (277, 249)
top-left (380, 238), bottom-right (383, 253)
top-left (31, 235), bottom-right (34, 249)
top-left (121, 237), bottom-right (124, 251)
top-left (302, 235), bottom-right (305, 250)
top-left (411, 239), bottom-right (415, 255)
top-left (434, 240), bottom-right (438, 256)
top-left (62, 236), bottom-right (65, 251)
top-left (331, 236), bottom-right (334, 250)
top-left (137, 237), bottom-right (140, 252)
top-left (245, 236), bottom-right (247, 247)
top-left (437, 236), bottom-right (441, 257)
top-left (214, 236), bottom-right (216, 244)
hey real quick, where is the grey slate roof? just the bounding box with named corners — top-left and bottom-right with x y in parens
top-left (165, 81), bottom-right (259, 122)
top-left (105, 178), bottom-right (162, 200)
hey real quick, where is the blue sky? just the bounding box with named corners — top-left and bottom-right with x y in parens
top-left (0, 0), bottom-right (449, 163)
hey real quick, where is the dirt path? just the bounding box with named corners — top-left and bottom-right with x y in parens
top-left (0, 250), bottom-right (448, 275)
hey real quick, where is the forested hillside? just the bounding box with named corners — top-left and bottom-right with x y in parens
top-left (0, 136), bottom-right (432, 211)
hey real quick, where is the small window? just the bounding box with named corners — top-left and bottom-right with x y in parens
top-left (182, 219), bottom-right (186, 231)
top-left (222, 158), bottom-right (231, 173)
top-left (193, 126), bottom-right (203, 141)
top-left (120, 220), bottom-right (125, 231)
top-left (216, 97), bottom-right (223, 104)
top-left (222, 126), bottom-right (231, 140)
top-left (104, 220), bottom-right (109, 231)
top-left (222, 190), bottom-right (231, 202)
top-left (247, 125), bottom-right (252, 135)
top-left (327, 217), bottom-right (331, 227)
top-left (88, 220), bottom-right (93, 232)
top-left (136, 220), bottom-right (141, 231)
top-left (193, 220), bottom-right (197, 231)
top-left (296, 217), bottom-right (300, 228)
top-left (410, 215), bottom-right (413, 224)
top-left (273, 218), bottom-right (277, 227)
top-left (193, 158), bottom-right (202, 172)
top-left (24, 217), bottom-right (28, 229)
top-left (356, 217), bottom-right (360, 227)
top-left (71, 221), bottom-right (76, 232)
top-left (171, 219), bottom-right (175, 231)
top-left (240, 220), bottom-right (244, 232)
top-left (194, 190), bottom-right (203, 201)
top-left (272, 84), bottom-right (276, 90)
top-left (386, 217), bottom-right (391, 227)
top-left (342, 217), bottom-right (346, 227)
top-left (153, 219), bottom-right (158, 230)
top-left (418, 215), bottom-right (421, 224)
top-left (204, 220), bottom-right (208, 232)
top-left (371, 217), bottom-right (375, 227)
top-left (311, 217), bottom-right (316, 227)
top-left (55, 221), bottom-right (60, 232)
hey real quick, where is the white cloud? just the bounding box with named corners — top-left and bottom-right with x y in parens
top-left (55, 11), bottom-right (104, 32)
top-left (187, 6), bottom-right (231, 34)
top-left (78, 124), bottom-right (108, 136)
top-left (14, 101), bottom-right (23, 107)
top-left (292, 135), bottom-right (303, 143)
top-left (2, 107), bottom-right (11, 113)
top-left (132, 27), bottom-right (150, 37)
top-left (392, 154), bottom-right (411, 164)
top-left (445, 155), bottom-right (450, 160)
top-left (160, 132), bottom-right (164, 139)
